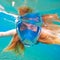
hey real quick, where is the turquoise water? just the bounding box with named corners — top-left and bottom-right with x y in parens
top-left (0, 0), bottom-right (60, 60)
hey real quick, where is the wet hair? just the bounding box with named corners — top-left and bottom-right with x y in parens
top-left (18, 6), bottom-right (33, 15)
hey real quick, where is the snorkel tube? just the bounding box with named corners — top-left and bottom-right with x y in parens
top-left (16, 12), bottom-right (43, 46)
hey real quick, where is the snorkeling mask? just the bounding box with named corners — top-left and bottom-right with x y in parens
top-left (16, 13), bottom-right (43, 46)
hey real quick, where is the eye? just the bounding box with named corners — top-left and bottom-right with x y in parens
top-left (20, 24), bottom-right (27, 31)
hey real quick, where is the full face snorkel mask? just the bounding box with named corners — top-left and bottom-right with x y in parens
top-left (16, 12), bottom-right (43, 46)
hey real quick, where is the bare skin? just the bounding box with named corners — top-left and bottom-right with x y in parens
top-left (42, 14), bottom-right (60, 24)
top-left (38, 28), bottom-right (60, 44)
